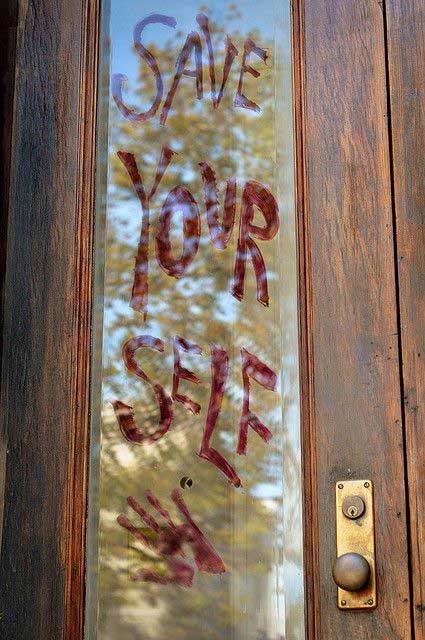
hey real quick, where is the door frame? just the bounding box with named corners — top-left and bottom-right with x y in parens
top-left (1, 1), bottom-right (423, 639)
top-left (0, 0), bottom-right (18, 555)
top-left (0, 1), bottom-right (99, 638)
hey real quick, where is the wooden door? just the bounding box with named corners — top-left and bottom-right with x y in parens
top-left (297, 1), bottom-right (421, 637)
top-left (0, 1), bottom-right (424, 639)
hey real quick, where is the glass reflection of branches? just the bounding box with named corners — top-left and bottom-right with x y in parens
top-left (90, 4), bottom-right (303, 640)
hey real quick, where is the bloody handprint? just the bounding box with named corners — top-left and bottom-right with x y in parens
top-left (117, 489), bottom-right (226, 587)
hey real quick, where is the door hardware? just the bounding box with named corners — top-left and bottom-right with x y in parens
top-left (333, 480), bottom-right (377, 610)
top-left (342, 495), bottom-right (365, 520)
top-left (333, 552), bottom-right (370, 591)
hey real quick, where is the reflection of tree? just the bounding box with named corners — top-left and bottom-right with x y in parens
top-left (94, 7), bottom-right (302, 640)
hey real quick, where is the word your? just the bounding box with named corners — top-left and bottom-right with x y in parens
top-left (112, 335), bottom-right (278, 488)
top-left (118, 147), bottom-right (279, 321)
top-left (112, 13), bottom-right (268, 125)
top-left (118, 489), bottom-right (225, 586)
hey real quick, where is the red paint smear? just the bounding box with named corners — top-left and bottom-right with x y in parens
top-left (117, 147), bottom-right (175, 319)
top-left (133, 557), bottom-right (195, 587)
top-left (199, 161), bottom-right (236, 250)
top-left (199, 344), bottom-right (241, 488)
top-left (196, 14), bottom-right (238, 109)
top-left (171, 488), bottom-right (226, 574)
top-left (160, 31), bottom-right (203, 125)
top-left (127, 495), bottom-right (160, 533)
top-left (172, 336), bottom-right (202, 414)
top-left (232, 179), bottom-right (279, 306)
top-left (112, 335), bottom-right (173, 444)
top-left (112, 14), bottom-right (177, 122)
top-left (117, 490), bottom-right (225, 587)
top-left (234, 38), bottom-right (268, 113)
top-left (146, 489), bottom-right (179, 533)
top-left (237, 347), bottom-right (278, 455)
top-left (155, 185), bottom-right (201, 278)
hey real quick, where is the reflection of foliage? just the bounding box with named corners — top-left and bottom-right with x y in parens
top-left (94, 6), bottom-right (302, 640)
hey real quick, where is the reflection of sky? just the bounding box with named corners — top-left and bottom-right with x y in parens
top-left (94, 2), bottom-right (304, 639)
top-left (110, 0), bottom-right (284, 86)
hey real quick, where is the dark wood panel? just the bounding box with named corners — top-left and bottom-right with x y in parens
top-left (0, 0), bottom-right (18, 550)
top-left (385, 1), bottom-right (425, 637)
top-left (302, 0), bottom-right (412, 637)
top-left (0, 1), bottom-right (98, 638)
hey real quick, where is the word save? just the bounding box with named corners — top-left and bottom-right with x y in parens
top-left (112, 12), bottom-right (268, 124)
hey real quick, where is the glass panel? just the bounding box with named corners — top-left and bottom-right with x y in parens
top-left (86, 1), bottom-right (305, 639)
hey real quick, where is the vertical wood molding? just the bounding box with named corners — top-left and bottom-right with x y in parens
top-left (0, 0), bottom-right (18, 554)
top-left (385, 1), bottom-right (425, 636)
top-left (291, 2), bottom-right (320, 638)
top-left (301, 0), bottom-right (412, 637)
top-left (65, 0), bottom-right (100, 638)
top-left (0, 0), bottom-right (99, 638)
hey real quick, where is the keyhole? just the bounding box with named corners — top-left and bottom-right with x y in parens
top-left (342, 495), bottom-right (366, 520)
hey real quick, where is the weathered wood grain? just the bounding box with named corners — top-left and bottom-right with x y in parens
top-left (0, 0), bottom-right (18, 554)
top-left (302, 0), bottom-right (412, 636)
top-left (385, 1), bottom-right (425, 637)
top-left (1, 1), bottom-right (420, 638)
top-left (0, 1), bottom-right (98, 638)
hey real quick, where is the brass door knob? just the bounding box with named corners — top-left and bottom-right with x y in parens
top-left (332, 552), bottom-right (371, 592)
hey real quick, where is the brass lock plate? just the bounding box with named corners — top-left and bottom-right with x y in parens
top-left (335, 480), bottom-right (376, 610)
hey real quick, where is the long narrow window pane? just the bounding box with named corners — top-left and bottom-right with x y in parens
top-left (86, 2), bottom-right (305, 639)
